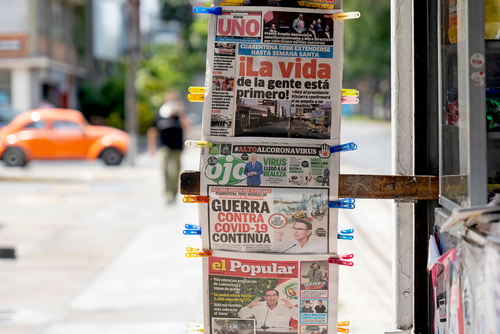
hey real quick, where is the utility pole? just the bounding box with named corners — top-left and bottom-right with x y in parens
top-left (125, 0), bottom-right (140, 166)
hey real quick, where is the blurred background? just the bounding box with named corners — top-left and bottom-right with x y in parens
top-left (0, 0), bottom-right (391, 333)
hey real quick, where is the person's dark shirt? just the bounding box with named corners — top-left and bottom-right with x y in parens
top-left (301, 305), bottom-right (314, 313)
top-left (323, 168), bottom-right (330, 178)
top-left (314, 24), bottom-right (324, 37)
top-left (152, 114), bottom-right (183, 150)
top-left (315, 305), bottom-right (326, 313)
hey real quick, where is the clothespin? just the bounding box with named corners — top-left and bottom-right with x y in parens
top-left (192, 6), bottom-right (222, 15)
top-left (189, 87), bottom-right (205, 93)
top-left (338, 228), bottom-right (354, 240)
top-left (332, 11), bottom-right (361, 20)
top-left (329, 254), bottom-right (354, 267)
top-left (187, 94), bottom-right (204, 102)
top-left (183, 195), bottom-right (210, 203)
top-left (184, 224), bottom-right (201, 235)
top-left (186, 247), bottom-right (212, 258)
top-left (185, 140), bottom-right (212, 148)
top-left (338, 321), bottom-right (349, 333)
top-left (341, 89), bottom-right (359, 97)
top-left (330, 142), bottom-right (357, 153)
top-left (329, 198), bottom-right (355, 209)
top-left (341, 96), bottom-right (359, 104)
top-left (187, 323), bottom-right (204, 333)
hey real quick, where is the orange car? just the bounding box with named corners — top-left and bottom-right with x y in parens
top-left (0, 108), bottom-right (130, 166)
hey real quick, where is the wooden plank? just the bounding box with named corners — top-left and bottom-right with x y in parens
top-left (180, 171), bottom-right (439, 200)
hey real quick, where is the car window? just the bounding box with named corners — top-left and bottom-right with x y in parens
top-left (52, 120), bottom-right (80, 129)
top-left (24, 120), bottom-right (46, 129)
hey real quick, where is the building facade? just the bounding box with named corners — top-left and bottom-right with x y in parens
top-left (0, 0), bottom-right (91, 112)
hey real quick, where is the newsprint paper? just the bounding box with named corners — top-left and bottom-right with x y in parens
top-left (203, 251), bottom-right (339, 334)
top-left (201, 6), bottom-right (343, 142)
top-left (198, 138), bottom-right (339, 253)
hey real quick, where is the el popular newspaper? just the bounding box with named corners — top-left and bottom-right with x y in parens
top-left (203, 251), bottom-right (339, 334)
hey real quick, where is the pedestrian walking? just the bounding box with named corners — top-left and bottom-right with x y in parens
top-left (147, 91), bottom-right (191, 203)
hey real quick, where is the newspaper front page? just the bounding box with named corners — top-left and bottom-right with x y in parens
top-left (204, 251), bottom-right (339, 334)
top-left (202, 6), bottom-right (343, 142)
top-left (198, 138), bottom-right (339, 253)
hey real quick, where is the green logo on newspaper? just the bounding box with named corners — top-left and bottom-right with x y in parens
top-left (205, 155), bottom-right (246, 185)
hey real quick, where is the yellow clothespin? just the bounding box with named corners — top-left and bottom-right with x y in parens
top-left (332, 12), bottom-right (360, 20)
top-left (186, 247), bottom-right (212, 258)
top-left (341, 89), bottom-right (359, 97)
top-left (338, 321), bottom-right (349, 333)
top-left (188, 87), bottom-right (205, 94)
top-left (185, 140), bottom-right (213, 148)
top-left (183, 195), bottom-right (210, 203)
top-left (187, 94), bottom-right (204, 102)
top-left (187, 323), bottom-right (204, 333)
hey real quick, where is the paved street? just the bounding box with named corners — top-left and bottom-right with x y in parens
top-left (0, 118), bottom-right (393, 334)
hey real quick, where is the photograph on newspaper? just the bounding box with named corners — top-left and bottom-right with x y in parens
top-left (205, 185), bottom-right (334, 253)
top-left (212, 0), bottom-right (336, 11)
top-left (202, 6), bottom-right (343, 141)
top-left (200, 138), bottom-right (339, 192)
top-left (204, 251), bottom-right (339, 334)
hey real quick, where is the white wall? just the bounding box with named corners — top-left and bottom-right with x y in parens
top-left (0, 0), bottom-right (28, 33)
top-left (11, 68), bottom-right (31, 112)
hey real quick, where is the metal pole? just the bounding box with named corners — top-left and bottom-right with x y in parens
top-left (386, 0), bottom-right (414, 332)
top-left (125, 0), bottom-right (140, 166)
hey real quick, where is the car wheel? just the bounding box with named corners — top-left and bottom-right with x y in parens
top-left (101, 147), bottom-right (123, 166)
top-left (3, 147), bottom-right (26, 167)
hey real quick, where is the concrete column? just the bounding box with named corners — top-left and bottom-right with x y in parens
top-left (387, 0), bottom-right (414, 332)
top-left (11, 68), bottom-right (32, 112)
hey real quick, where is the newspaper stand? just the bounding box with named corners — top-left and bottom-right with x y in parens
top-left (179, 2), bottom-right (437, 333)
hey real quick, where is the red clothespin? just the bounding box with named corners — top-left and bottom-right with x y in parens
top-left (328, 254), bottom-right (354, 266)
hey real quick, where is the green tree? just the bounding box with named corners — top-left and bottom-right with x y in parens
top-left (343, 0), bottom-right (391, 118)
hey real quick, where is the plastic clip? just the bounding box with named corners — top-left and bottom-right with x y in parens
top-left (330, 142), bottom-right (358, 153)
top-left (332, 11), bottom-right (361, 20)
top-left (192, 6), bottom-right (222, 15)
top-left (329, 199), bottom-right (355, 209)
top-left (185, 140), bottom-right (212, 148)
top-left (187, 323), bottom-right (204, 333)
top-left (183, 195), bottom-right (210, 203)
top-left (185, 247), bottom-right (212, 258)
top-left (329, 254), bottom-right (354, 267)
top-left (188, 87), bottom-right (205, 94)
top-left (187, 94), bottom-right (204, 102)
top-left (341, 89), bottom-right (359, 97)
top-left (337, 228), bottom-right (354, 240)
top-left (341, 96), bottom-right (359, 104)
top-left (183, 224), bottom-right (201, 235)
top-left (338, 321), bottom-right (349, 333)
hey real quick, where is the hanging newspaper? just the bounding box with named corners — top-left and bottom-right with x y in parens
top-left (213, 0), bottom-right (336, 10)
top-left (204, 251), bottom-right (339, 334)
top-left (199, 138), bottom-right (339, 253)
top-left (202, 6), bottom-right (343, 142)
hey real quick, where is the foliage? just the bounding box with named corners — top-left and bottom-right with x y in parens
top-left (343, 0), bottom-right (391, 83)
top-left (79, 6), bottom-right (209, 133)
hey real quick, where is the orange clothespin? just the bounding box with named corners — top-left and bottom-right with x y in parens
top-left (183, 195), bottom-right (210, 203)
top-left (185, 247), bottom-right (212, 258)
top-left (338, 321), bottom-right (349, 333)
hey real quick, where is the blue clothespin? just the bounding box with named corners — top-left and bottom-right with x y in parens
top-left (329, 198), bottom-right (355, 209)
top-left (330, 142), bottom-right (358, 153)
top-left (193, 6), bottom-right (222, 15)
top-left (183, 224), bottom-right (201, 235)
top-left (338, 228), bottom-right (354, 240)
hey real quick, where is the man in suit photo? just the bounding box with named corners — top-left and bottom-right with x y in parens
top-left (244, 153), bottom-right (263, 186)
